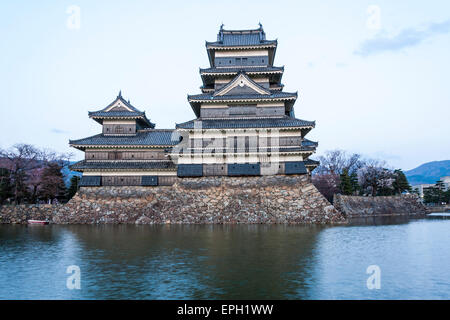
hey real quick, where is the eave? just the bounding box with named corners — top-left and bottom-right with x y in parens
top-left (89, 115), bottom-right (155, 128)
top-left (206, 42), bottom-right (278, 68)
top-left (71, 167), bottom-right (177, 173)
top-left (187, 93), bottom-right (297, 117)
top-left (175, 124), bottom-right (315, 132)
top-left (69, 144), bottom-right (176, 151)
top-left (200, 67), bottom-right (284, 87)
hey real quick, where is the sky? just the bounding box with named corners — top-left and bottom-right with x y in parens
top-left (0, 0), bottom-right (449, 171)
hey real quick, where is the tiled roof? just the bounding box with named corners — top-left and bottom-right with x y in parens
top-left (224, 33), bottom-right (260, 46)
top-left (206, 26), bottom-right (277, 48)
top-left (88, 92), bottom-right (155, 128)
top-left (200, 66), bottom-right (284, 89)
top-left (94, 92), bottom-right (142, 113)
top-left (200, 66), bottom-right (284, 75)
top-left (176, 117), bottom-right (315, 129)
top-left (206, 39), bottom-right (277, 48)
top-left (304, 158), bottom-right (320, 166)
top-left (69, 130), bottom-right (179, 148)
top-left (70, 160), bottom-right (176, 171)
top-left (302, 139), bottom-right (318, 147)
top-left (88, 111), bottom-right (146, 117)
top-left (188, 91), bottom-right (297, 102)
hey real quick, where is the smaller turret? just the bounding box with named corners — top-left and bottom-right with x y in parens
top-left (87, 91), bottom-right (155, 135)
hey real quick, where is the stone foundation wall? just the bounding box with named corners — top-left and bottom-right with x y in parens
top-left (0, 204), bottom-right (63, 224)
top-left (333, 194), bottom-right (428, 217)
top-left (0, 175), bottom-right (345, 224)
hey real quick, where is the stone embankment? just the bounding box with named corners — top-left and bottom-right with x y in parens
top-left (333, 194), bottom-right (428, 217)
top-left (0, 204), bottom-right (62, 224)
top-left (0, 175), bottom-right (345, 224)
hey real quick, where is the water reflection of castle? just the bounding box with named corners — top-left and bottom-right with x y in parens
top-left (70, 25), bottom-right (319, 187)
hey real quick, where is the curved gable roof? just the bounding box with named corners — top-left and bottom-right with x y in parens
top-left (214, 72), bottom-right (271, 97)
top-left (88, 92), bottom-right (155, 128)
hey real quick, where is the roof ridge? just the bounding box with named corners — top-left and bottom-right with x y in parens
top-left (91, 93), bottom-right (143, 114)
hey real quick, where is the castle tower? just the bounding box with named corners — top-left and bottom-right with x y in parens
top-left (173, 25), bottom-right (319, 177)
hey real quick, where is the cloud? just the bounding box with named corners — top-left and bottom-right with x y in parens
top-left (51, 128), bottom-right (69, 134)
top-left (355, 19), bottom-right (450, 57)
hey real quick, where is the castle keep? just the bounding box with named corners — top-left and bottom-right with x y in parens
top-left (70, 25), bottom-right (319, 185)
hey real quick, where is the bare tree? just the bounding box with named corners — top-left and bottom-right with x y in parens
top-left (0, 144), bottom-right (73, 204)
top-left (315, 150), bottom-right (364, 176)
top-left (0, 144), bottom-right (43, 204)
top-left (358, 159), bottom-right (395, 196)
top-left (312, 173), bottom-right (340, 203)
top-left (313, 150), bottom-right (365, 201)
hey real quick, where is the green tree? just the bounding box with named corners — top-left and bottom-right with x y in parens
top-left (67, 175), bottom-right (80, 200)
top-left (423, 181), bottom-right (447, 204)
top-left (424, 186), bottom-right (438, 204)
top-left (339, 168), bottom-right (353, 195)
top-left (435, 180), bottom-right (446, 204)
top-left (444, 189), bottom-right (450, 204)
top-left (349, 171), bottom-right (359, 195)
top-left (392, 169), bottom-right (412, 194)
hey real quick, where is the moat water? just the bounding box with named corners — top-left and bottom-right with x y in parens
top-left (0, 216), bottom-right (449, 299)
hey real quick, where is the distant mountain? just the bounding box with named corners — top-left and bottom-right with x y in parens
top-left (405, 160), bottom-right (450, 185)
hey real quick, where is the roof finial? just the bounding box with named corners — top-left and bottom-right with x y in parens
top-left (118, 90), bottom-right (122, 98)
top-left (258, 22), bottom-right (265, 40)
top-left (128, 99), bottom-right (130, 104)
top-left (219, 23), bottom-right (225, 41)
